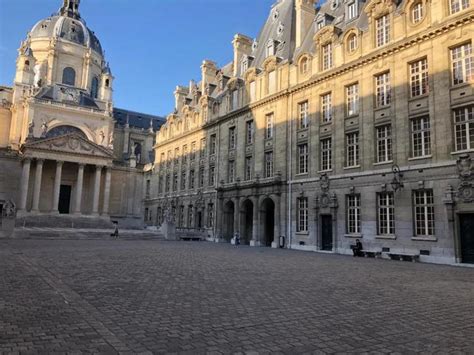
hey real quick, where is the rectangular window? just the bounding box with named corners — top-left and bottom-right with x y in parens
top-left (347, 1), bottom-right (358, 20)
top-left (450, 0), bottom-right (470, 14)
top-left (200, 138), bottom-right (207, 158)
top-left (191, 142), bottom-right (196, 161)
top-left (346, 195), bottom-right (361, 234)
top-left (410, 58), bottom-right (429, 97)
top-left (346, 83), bottom-right (359, 116)
top-left (249, 81), bottom-right (256, 102)
top-left (209, 135), bottom-right (216, 155)
top-left (229, 127), bottom-right (236, 150)
top-left (298, 101), bottom-right (309, 129)
top-left (145, 179), bottom-right (150, 197)
top-left (158, 176), bottom-right (163, 193)
top-left (451, 43), bottom-right (473, 85)
top-left (413, 190), bottom-right (435, 236)
top-left (376, 125), bottom-right (393, 163)
top-left (208, 203), bottom-right (214, 228)
top-left (245, 156), bottom-right (253, 181)
top-left (264, 151), bottom-right (274, 178)
top-left (345, 132), bottom-right (359, 167)
top-left (376, 15), bottom-right (390, 47)
top-left (298, 143), bottom-right (309, 174)
top-left (454, 105), bottom-right (474, 151)
top-left (160, 152), bottom-right (165, 164)
top-left (165, 174), bottom-right (170, 192)
top-left (297, 197), bottom-right (309, 232)
top-left (268, 71), bottom-right (276, 94)
top-left (375, 72), bottom-right (391, 107)
top-left (321, 93), bottom-right (332, 123)
top-left (265, 113), bottom-right (274, 139)
top-left (411, 116), bottom-right (431, 157)
top-left (378, 192), bottom-right (395, 235)
top-left (228, 160), bottom-right (235, 183)
top-left (173, 173), bottom-right (178, 191)
top-left (320, 138), bottom-right (332, 171)
top-left (199, 167), bottom-right (205, 188)
top-left (167, 150), bottom-right (172, 167)
top-left (322, 43), bottom-right (333, 71)
top-left (174, 148), bottom-right (180, 164)
top-left (246, 120), bottom-right (254, 144)
top-left (179, 206), bottom-right (185, 227)
top-left (189, 170), bottom-right (195, 189)
top-left (232, 90), bottom-right (239, 111)
top-left (182, 145), bottom-right (188, 164)
top-left (188, 205), bottom-right (194, 227)
top-left (209, 166), bottom-right (215, 186)
top-left (181, 171), bottom-right (186, 190)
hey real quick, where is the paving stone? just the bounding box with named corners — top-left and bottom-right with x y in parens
top-left (0, 239), bottom-right (473, 353)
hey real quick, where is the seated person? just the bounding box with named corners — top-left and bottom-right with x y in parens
top-left (351, 239), bottom-right (363, 257)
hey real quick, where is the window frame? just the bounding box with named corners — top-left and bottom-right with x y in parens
top-left (346, 194), bottom-right (361, 235)
top-left (345, 132), bottom-right (360, 168)
top-left (377, 192), bottom-right (395, 235)
top-left (451, 43), bottom-right (473, 86)
top-left (297, 197), bottom-right (309, 232)
top-left (376, 125), bottom-right (393, 163)
top-left (375, 72), bottom-right (391, 108)
top-left (409, 58), bottom-right (429, 97)
top-left (298, 101), bottom-right (309, 129)
top-left (411, 116), bottom-right (432, 158)
top-left (320, 138), bottom-right (332, 171)
top-left (375, 15), bottom-right (390, 48)
top-left (297, 143), bottom-right (309, 175)
top-left (413, 189), bottom-right (435, 237)
top-left (453, 105), bottom-right (474, 152)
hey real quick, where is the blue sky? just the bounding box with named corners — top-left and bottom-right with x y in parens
top-left (0, 0), bottom-right (276, 117)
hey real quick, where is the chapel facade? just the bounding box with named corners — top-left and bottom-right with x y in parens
top-left (148, 0), bottom-right (474, 264)
top-left (0, 0), bottom-right (164, 229)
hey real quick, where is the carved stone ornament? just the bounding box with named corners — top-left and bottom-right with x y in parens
top-left (2, 200), bottom-right (17, 219)
top-left (457, 154), bottom-right (473, 181)
top-left (314, 25), bottom-right (341, 45)
top-left (320, 193), bottom-right (330, 208)
top-left (456, 154), bottom-right (474, 203)
top-left (320, 173), bottom-right (330, 193)
top-left (364, 0), bottom-right (396, 18)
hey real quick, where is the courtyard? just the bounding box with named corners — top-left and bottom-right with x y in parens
top-left (0, 238), bottom-right (473, 354)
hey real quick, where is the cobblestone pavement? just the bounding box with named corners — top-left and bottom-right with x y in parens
top-left (1, 239), bottom-right (473, 354)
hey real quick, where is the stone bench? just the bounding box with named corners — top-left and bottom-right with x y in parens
top-left (387, 253), bottom-right (420, 262)
top-left (360, 250), bottom-right (382, 258)
top-left (179, 235), bottom-right (204, 241)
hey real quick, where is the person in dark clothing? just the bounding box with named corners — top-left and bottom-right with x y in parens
top-left (352, 239), bottom-right (363, 257)
top-left (110, 222), bottom-right (119, 239)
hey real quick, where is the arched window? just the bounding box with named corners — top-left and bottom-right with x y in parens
top-left (91, 77), bottom-right (99, 99)
top-left (62, 67), bottom-right (76, 86)
top-left (300, 57), bottom-right (309, 75)
top-left (347, 33), bottom-right (358, 52)
top-left (105, 79), bottom-right (110, 87)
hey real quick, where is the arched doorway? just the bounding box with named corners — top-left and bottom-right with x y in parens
top-left (261, 198), bottom-right (275, 247)
top-left (240, 199), bottom-right (253, 245)
top-left (223, 201), bottom-right (234, 241)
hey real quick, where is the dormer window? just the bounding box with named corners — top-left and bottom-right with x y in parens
top-left (266, 40), bottom-right (276, 57)
top-left (316, 19), bottom-right (325, 30)
top-left (411, 2), bottom-right (424, 23)
top-left (241, 56), bottom-right (249, 74)
top-left (62, 67), bottom-right (76, 86)
top-left (300, 57), bottom-right (309, 75)
top-left (347, 1), bottom-right (358, 20)
top-left (322, 43), bottom-right (333, 71)
top-left (91, 76), bottom-right (99, 99)
top-left (376, 15), bottom-right (390, 47)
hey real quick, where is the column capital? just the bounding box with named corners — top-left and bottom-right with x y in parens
top-left (56, 160), bottom-right (64, 166)
top-left (36, 158), bottom-right (45, 164)
top-left (95, 165), bottom-right (104, 170)
top-left (22, 157), bottom-right (32, 163)
top-left (78, 163), bottom-right (86, 168)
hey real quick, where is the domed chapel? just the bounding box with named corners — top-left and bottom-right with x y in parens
top-left (0, 0), bottom-right (164, 228)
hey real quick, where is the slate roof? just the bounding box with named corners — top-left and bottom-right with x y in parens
top-left (113, 108), bottom-right (165, 131)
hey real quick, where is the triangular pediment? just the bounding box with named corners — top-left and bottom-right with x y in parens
top-left (22, 133), bottom-right (114, 159)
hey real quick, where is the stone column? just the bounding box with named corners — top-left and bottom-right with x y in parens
top-left (102, 167), bottom-right (112, 216)
top-left (250, 196), bottom-right (260, 246)
top-left (272, 194), bottom-right (281, 248)
top-left (19, 158), bottom-right (31, 212)
top-left (233, 197), bottom-right (240, 234)
top-left (73, 164), bottom-right (85, 215)
top-left (31, 159), bottom-right (44, 213)
top-left (215, 197), bottom-right (223, 240)
top-left (51, 161), bottom-right (64, 214)
top-left (92, 165), bottom-right (103, 216)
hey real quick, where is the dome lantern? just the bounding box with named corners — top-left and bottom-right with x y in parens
top-left (59, 0), bottom-right (81, 19)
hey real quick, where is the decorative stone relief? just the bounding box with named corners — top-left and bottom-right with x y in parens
top-left (457, 154), bottom-right (474, 203)
top-left (1, 200), bottom-right (17, 219)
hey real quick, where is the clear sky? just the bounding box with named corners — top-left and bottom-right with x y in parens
top-left (0, 0), bottom-right (276, 117)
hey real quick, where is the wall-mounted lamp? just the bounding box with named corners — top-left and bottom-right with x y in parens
top-left (391, 164), bottom-right (404, 192)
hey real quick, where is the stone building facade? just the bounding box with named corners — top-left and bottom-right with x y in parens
top-left (0, 0), bottom-right (164, 230)
top-left (149, 0), bottom-right (474, 264)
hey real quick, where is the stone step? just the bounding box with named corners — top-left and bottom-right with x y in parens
top-left (16, 215), bottom-right (115, 229)
top-left (11, 228), bottom-right (165, 241)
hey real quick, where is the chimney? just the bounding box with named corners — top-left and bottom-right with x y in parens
top-left (232, 34), bottom-right (253, 77)
top-left (200, 60), bottom-right (218, 94)
top-left (174, 86), bottom-right (188, 112)
top-left (295, 0), bottom-right (316, 48)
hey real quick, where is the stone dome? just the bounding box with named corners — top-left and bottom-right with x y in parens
top-left (28, 0), bottom-right (103, 56)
